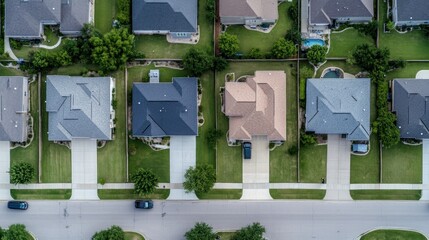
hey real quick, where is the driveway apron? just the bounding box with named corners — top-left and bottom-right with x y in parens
top-left (422, 140), bottom-right (429, 200)
top-left (70, 139), bottom-right (99, 200)
top-left (0, 141), bottom-right (11, 200)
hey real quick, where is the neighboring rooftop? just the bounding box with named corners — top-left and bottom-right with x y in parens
top-left (224, 71), bottom-right (286, 141)
top-left (5, 0), bottom-right (90, 38)
top-left (0, 77), bottom-right (29, 142)
top-left (132, 78), bottom-right (198, 137)
top-left (393, 0), bottom-right (429, 22)
top-left (46, 75), bottom-right (113, 141)
top-left (219, 0), bottom-right (278, 21)
top-left (132, 0), bottom-right (198, 33)
top-left (309, 0), bottom-right (374, 25)
top-left (305, 78), bottom-right (370, 141)
top-left (393, 79), bottom-right (429, 139)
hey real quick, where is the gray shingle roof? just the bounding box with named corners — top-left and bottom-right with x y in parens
top-left (309, 0), bottom-right (374, 25)
top-left (46, 75), bottom-right (112, 141)
top-left (132, 78), bottom-right (198, 137)
top-left (305, 78), bottom-right (370, 141)
top-left (393, 79), bottom-right (429, 139)
top-left (132, 0), bottom-right (197, 33)
top-left (0, 77), bottom-right (28, 142)
top-left (5, 0), bottom-right (89, 38)
top-left (394, 0), bottom-right (429, 22)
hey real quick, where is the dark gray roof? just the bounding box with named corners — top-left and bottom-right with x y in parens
top-left (305, 78), bottom-right (370, 141)
top-left (5, 0), bottom-right (89, 38)
top-left (0, 77), bottom-right (28, 142)
top-left (395, 0), bottom-right (429, 22)
top-left (393, 79), bottom-right (429, 139)
top-left (309, 0), bottom-right (374, 25)
top-left (132, 78), bottom-right (198, 137)
top-left (132, 0), bottom-right (197, 33)
top-left (46, 75), bottom-right (112, 141)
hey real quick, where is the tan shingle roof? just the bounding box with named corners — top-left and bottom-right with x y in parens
top-left (224, 71), bottom-right (286, 141)
top-left (220, 0), bottom-right (278, 21)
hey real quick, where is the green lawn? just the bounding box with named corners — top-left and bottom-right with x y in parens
top-left (135, 0), bottom-right (213, 58)
top-left (327, 28), bottom-right (374, 58)
top-left (360, 230), bottom-right (427, 240)
top-left (217, 232), bottom-right (235, 240)
top-left (350, 190), bottom-right (421, 200)
top-left (11, 189), bottom-right (71, 200)
top-left (97, 189), bottom-right (169, 199)
top-left (125, 232), bottom-right (145, 240)
top-left (95, 0), bottom-right (117, 34)
top-left (11, 79), bottom-right (39, 183)
top-left (98, 71), bottom-right (127, 183)
top-left (270, 189), bottom-right (326, 199)
top-left (378, 2), bottom-right (429, 60)
top-left (386, 62), bottom-right (429, 80)
top-left (299, 145), bottom-right (327, 182)
top-left (196, 189), bottom-right (242, 199)
top-left (0, 66), bottom-right (23, 76)
top-left (226, 2), bottom-right (294, 55)
top-left (382, 143), bottom-right (422, 184)
top-left (41, 27), bottom-right (60, 46)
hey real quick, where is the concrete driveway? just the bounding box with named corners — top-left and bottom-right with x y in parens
top-left (324, 135), bottom-right (352, 200)
top-left (241, 136), bottom-right (272, 200)
top-left (422, 140), bottom-right (429, 200)
top-left (70, 139), bottom-right (98, 200)
top-left (0, 141), bottom-right (11, 200)
top-left (168, 136), bottom-right (197, 200)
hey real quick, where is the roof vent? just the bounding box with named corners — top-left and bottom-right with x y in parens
top-left (138, 102), bottom-right (141, 105)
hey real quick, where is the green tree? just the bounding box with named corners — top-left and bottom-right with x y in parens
top-left (131, 168), bottom-right (159, 196)
top-left (92, 225), bottom-right (125, 240)
top-left (62, 39), bottom-right (80, 62)
top-left (183, 48), bottom-right (213, 76)
top-left (307, 45), bottom-right (327, 65)
top-left (2, 224), bottom-right (32, 240)
top-left (219, 33), bottom-right (239, 58)
top-left (55, 50), bottom-right (73, 67)
top-left (183, 165), bottom-right (216, 193)
top-left (300, 131), bottom-right (317, 146)
top-left (117, 0), bottom-right (131, 25)
top-left (232, 223), bottom-right (266, 240)
top-left (206, 0), bottom-right (216, 21)
top-left (78, 23), bottom-right (102, 62)
top-left (271, 38), bottom-right (296, 59)
top-left (285, 29), bottom-right (302, 45)
top-left (248, 48), bottom-right (263, 59)
top-left (185, 222), bottom-right (217, 240)
top-left (386, 21), bottom-right (395, 31)
top-left (24, 50), bottom-right (56, 73)
top-left (206, 129), bottom-right (223, 146)
top-left (213, 57), bottom-right (228, 71)
top-left (10, 163), bottom-right (35, 185)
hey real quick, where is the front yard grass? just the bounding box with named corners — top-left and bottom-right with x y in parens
top-left (134, 0), bottom-right (213, 58)
top-left (382, 143), bottom-right (422, 184)
top-left (350, 190), bottom-right (421, 200)
top-left (216, 232), bottom-right (235, 240)
top-left (225, 2), bottom-right (294, 55)
top-left (11, 189), bottom-right (71, 200)
top-left (98, 71), bottom-right (127, 183)
top-left (360, 229), bottom-right (427, 240)
top-left (299, 145), bottom-right (327, 182)
top-left (95, 0), bottom-right (118, 34)
top-left (327, 28), bottom-right (374, 58)
top-left (196, 189), bottom-right (242, 199)
top-left (97, 189), bottom-right (170, 199)
top-left (270, 189), bottom-right (326, 199)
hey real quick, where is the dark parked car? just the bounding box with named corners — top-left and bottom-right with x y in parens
top-left (135, 200), bottom-right (153, 209)
top-left (7, 201), bottom-right (28, 210)
top-left (243, 142), bottom-right (252, 159)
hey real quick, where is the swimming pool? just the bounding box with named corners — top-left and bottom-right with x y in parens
top-left (323, 70), bottom-right (341, 78)
top-left (303, 39), bottom-right (325, 48)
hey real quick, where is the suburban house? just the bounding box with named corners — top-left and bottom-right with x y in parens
top-left (0, 77), bottom-right (29, 143)
top-left (132, 77), bottom-right (198, 137)
top-left (219, 0), bottom-right (279, 27)
top-left (46, 76), bottom-right (114, 141)
top-left (5, 0), bottom-right (92, 39)
top-left (306, 0), bottom-right (374, 31)
top-left (392, 0), bottom-right (429, 27)
top-left (305, 78), bottom-right (370, 141)
top-left (392, 79), bottom-right (429, 139)
top-left (223, 71), bottom-right (286, 143)
top-left (132, 0), bottom-right (198, 39)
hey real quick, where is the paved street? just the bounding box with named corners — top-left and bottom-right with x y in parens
top-left (0, 200), bottom-right (428, 240)
top-left (0, 141), bottom-right (11, 200)
top-left (325, 135), bottom-right (352, 200)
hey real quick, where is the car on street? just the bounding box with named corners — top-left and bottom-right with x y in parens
top-left (7, 201), bottom-right (28, 210)
top-left (135, 200), bottom-right (153, 209)
top-left (243, 142), bottom-right (252, 159)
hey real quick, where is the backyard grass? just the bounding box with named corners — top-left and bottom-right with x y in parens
top-left (95, 0), bottom-right (117, 34)
top-left (11, 79), bottom-right (40, 183)
top-left (41, 27), bottom-right (60, 46)
top-left (98, 71), bottom-right (127, 183)
top-left (360, 229), bottom-right (427, 240)
top-left (97, 189), bottom-right (170, 199)
top-left (11, 189), bottom-right (71, 200)
top-left (196, 189), bottom-right (242, 199)
top-left (134, 0), bottom-right (214, 58)
top-left (378, 1), bottom-right (429, 60)
top-left (327, 28), bottom-right (374, 58)
top-left (386, 62), bottom-right (429, 80)
top-left (299, 145), bottom-right (327, 182)
top-left (382, 143), bottom-right (422, 184)
top-left (350, 190), bottom-right (421, 200)
top-left (0, 66), bottom-right (23, 76)
top-left (270, 189), bottom-right (326, 199)
top-left (125, 232), bottom-right (145, 240)
top-left (225, 2), bottom-right (294, 55)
